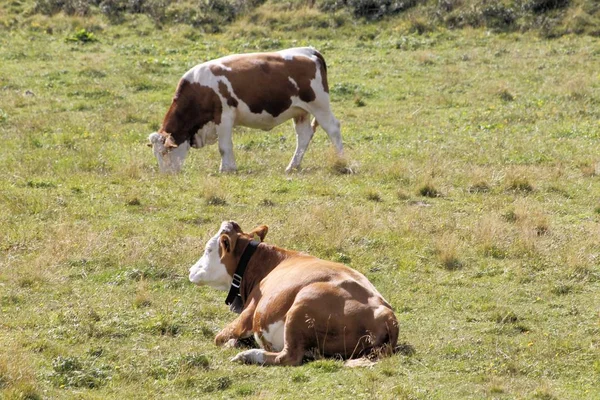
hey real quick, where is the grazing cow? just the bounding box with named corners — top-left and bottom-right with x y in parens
top-left (188, 221), bottom-right (399, 366)
top-left (148, 47), bottom-right (343, 173)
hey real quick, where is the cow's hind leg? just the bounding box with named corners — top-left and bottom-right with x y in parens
top-left (286, 113), bottom-right (314, 172)
top-left (231, 344), bottom-right (304, 367)
top-left (309, 105), bottom-right (343, 156)
top-left (232, 306), bottom-right (307, 366)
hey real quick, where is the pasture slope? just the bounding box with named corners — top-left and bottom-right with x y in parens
top-left (1, 1), bottom-right (599, 399)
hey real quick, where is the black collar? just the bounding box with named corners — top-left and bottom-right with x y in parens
top-left (225, 240), bottom-right (260, 312)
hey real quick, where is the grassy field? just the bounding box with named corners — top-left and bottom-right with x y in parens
top-left (1, 2), bottom-right (600, 399)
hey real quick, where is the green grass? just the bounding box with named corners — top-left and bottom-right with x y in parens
top-left (1, 3), bottom-right (600, 399)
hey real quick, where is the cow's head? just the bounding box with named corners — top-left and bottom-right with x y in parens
top-left (148, 132), bottom-right (191, 174)
top-left (189, 221), bottom-right (268, 290)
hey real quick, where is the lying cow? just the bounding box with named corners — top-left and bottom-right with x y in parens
top-left (148, 47), bottom-right (343, 173)
top-left (188, 221), bottom-right (399, 366)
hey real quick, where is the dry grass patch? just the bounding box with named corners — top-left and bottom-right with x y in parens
top-left (563, 75), bottom-right (591, 100)
top-left (0, 345), bottom-right (41, 400)
top-left (580, 160), bottom-right (600, 177)
top-left (397, 189), bottom-right (411, 200)
top-left (476, 215), bottom-right (509, 258)
top-left (415, 51), bottom-right (436, 66)
top-left (202, 177), bottom-right (228, 206)
top-left (434, 234), bottom-right (463, 270)
top-left (133, 279), bottom-right (152, 308)
top-left (328, 154), bottom-right (355, 175)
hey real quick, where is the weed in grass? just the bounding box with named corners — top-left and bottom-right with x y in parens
top-left (206, 195), bottom-right (227, 206)
top-left (49, 356), bottom-right (109, 389)
top-left (65, 29), bottom-right (97, 44)
top-left (126, 197), bottom-right (141, 206)
top-left (1, 294), bottom-right (21, 306)
top-left (17, 275), bottom-right (43, 288)
top-left (88, 347), bottom-right (104, 358)
top-left (334, 252), bottom-right (351, 263)
top-left (192, 324), bottom-right (216, 339)
top-left (354, 95), bottom-right (366, 107)
top-left (178, 353), bottom-right (210, 370)
top-left (532, 388), bottom-right (559, 400)
top-left (551, 283), bottom-right (573, 296)
top-left (365, 190), bottom-right (382, 202)
top-left (393, 385), bottom-right (419, 400)
top-left (235, 384), bottom-right (255, 396)
top-left (498, 87), bottom-right (515, 102)
top-left (507, 176), bottom-right (535, 193)
top-left (489, 383), bottom-right (505, 394)
top-left (203, 376), bottom-right (232, 393)
top-left (494, 310), bottom-right (519, 324)
top-left (395, 342), bottom-right (417, 357)
top-left (468, 181), bottom-right (490, 193)
top-left (290, 372), bottom-right (310, 383)
top-left (503, 209), bottom-right (518, 223)
top-left (418, 182), bottom-right (441, 198)
top-left (145, 315), bottom-right (181, 337)
top-left (307, 359), bottom-right (342, 373)
top-left (26, 180), bottom-right (56, 189)
top-left (260, 198), bottom-right (275, 206)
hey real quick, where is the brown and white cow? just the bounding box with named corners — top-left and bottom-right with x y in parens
top-left (148, 47), bottom-right (343, 173)
top-left (188, 221), bottom-right (399, 366)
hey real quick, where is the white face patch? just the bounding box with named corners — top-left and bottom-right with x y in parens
top-left (189, 221), bottom-right (234, 291)
top-left (149, 133), bottom-right (191, 173)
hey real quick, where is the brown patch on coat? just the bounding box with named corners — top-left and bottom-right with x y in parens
top-left (159, 79), bottom-right (222, 145)
top-left (210, 53), bottom-right (319, 118)
top-left (218, 81), bottom-right (239, 108)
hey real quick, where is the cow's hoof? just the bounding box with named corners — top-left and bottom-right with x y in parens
top-left (219, 165), bottom-right (237, 173)
top-left (231, 349), bottom-right (265, 364)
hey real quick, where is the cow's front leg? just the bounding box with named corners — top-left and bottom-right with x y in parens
top-left (215, 303), bottom-right (255, 346)
top-left (217, 121), bottom-right (236, 172)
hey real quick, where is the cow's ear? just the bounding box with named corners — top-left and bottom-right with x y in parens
top-left (249, 225), bottom-right (268, 242)
top-left (219, 234), bottom-right (231, 254)
top-left (165, 135), bottom-right (178, 148)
